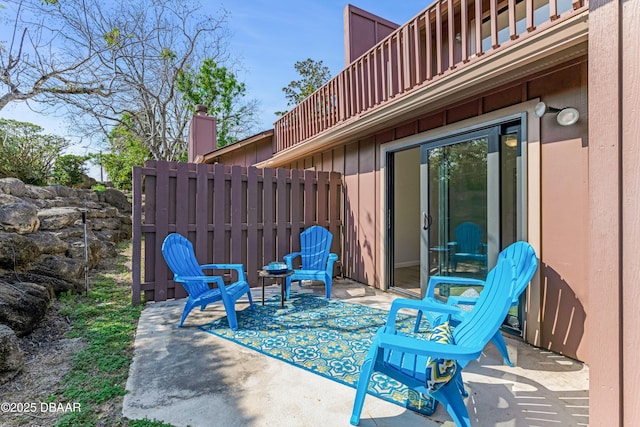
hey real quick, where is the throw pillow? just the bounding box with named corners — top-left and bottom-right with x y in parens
top-left (425, 319), bottom-right (457, 392)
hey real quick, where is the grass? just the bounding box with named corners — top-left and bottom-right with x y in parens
top-left (52, 242), bottom-right (173, 427)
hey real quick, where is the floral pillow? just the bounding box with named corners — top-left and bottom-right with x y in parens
top-left (425, 318), bottom-right (457, 392)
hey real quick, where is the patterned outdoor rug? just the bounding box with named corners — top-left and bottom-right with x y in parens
top-left (199, 292), bottom-right (437, 415)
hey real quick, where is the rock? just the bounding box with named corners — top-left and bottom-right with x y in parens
top-left (0, 279), bottom-right (52, 336)
top-left (78, 173), bottom-right (97, 189)
top-left (24, 185), bottom-right (55, 200)
top-left (0, 178), bottom-right (27, 197)
top-left (0, 194), bottom-right (40, 234)
top-left (45, 184), bottom-right (73, 198)
top-left (24, 231), bottom-right (69, 255)
top-left (0, 324), bottom-right (24, 385)
top-left (66, 237), bottom-right (102, 269)
top-left (0, 232), bottom-right (41, 268)
top-left (37, 207), bottom-right (80, 230)
top-left (16, 270), bottom-right (84, 295)
top-left (100, 188), bottom-right (131, 213)
top-left (35, 255), bottom-right (85, 280)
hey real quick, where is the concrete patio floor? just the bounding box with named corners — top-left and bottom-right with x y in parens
top-left (123, 279), bottom-right (589, 427)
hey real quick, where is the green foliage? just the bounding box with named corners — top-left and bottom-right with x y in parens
top-left (52, 154), bottom-right (89, 187)
top-left (278, 58), bottom-right (331, 114)
top-left (103, 114), bottom-right (151, 191)
top-left (53, 245), bottom-right (173, 427)
top-left (176, 58), bottom-right (249, 148)
top-left (0, 118), bottom-right (71, 185)
top-left (103, 28), bottom-right (122, 48)
top-left (92, 183), bottom-right (107, 192)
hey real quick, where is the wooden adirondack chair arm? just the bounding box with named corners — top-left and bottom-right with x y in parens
top-left (376, 328), bottom-right (482, 361)
top-left (385, 298), bottom-right (464, 329)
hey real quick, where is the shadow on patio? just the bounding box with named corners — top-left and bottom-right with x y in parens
top-left (123, 279), bottom-right (589, 427)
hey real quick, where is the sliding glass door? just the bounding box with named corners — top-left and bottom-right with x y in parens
top-left (389, 120), bottom-right (523, 329)
top-left (419, 127), bottom-right (499, 298)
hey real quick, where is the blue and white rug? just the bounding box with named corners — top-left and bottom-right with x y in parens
top-left (200, 292), bottom-right (436, 415)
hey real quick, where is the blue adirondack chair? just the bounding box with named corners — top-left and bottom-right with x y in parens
top-left (415, 241), bottom-right (538, 366)
top-left (350, 256), bottom-right (517, 427)
top-left (161, 233), bottom-right (254, 330)
top-left (449, 222), bottom-right (487, 272)
top-left (284, 226), bottom-right (339, 299)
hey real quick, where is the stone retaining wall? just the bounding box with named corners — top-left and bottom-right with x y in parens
top-left (0, 177), bottom-right (132, 384)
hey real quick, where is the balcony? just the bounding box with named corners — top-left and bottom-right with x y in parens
top-left (273, 0), bottom-right (588, 157)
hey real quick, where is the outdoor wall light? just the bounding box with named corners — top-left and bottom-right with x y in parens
top-left (534, 101), bottom-right (580, 126)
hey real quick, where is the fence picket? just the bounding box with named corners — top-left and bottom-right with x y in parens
top-left (131, 161), bottom-right (342, 303)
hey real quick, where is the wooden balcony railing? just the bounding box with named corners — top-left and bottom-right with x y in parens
top-left (274, 0), bottom-right (588, 152)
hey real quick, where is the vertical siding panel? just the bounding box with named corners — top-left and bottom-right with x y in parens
top-left (359, 140), bottom-right (377, 287)
top-left (343, 142), bottom-right (359, 281)
top-left (329, 172), bottom-right (342, 260)
top-left (132, 166), bottom-right (142, 304)
top-left (622, 4), bottom-right (640, 421)
top-left (154, 161), bottom-right (170, 301)
top-left (589, 1), bottom-right (622, 424)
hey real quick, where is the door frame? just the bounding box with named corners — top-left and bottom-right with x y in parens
top-left (379, 100), bottom-right (542, 340)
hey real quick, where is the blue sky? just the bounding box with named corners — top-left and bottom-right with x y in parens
top-left (222, 0), bottom-right (428, 130)
top-left (1, 1), bottom-right (428, 158)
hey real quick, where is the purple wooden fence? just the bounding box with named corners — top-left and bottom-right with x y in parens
top-left (131, 160), bottom-right (342, 304)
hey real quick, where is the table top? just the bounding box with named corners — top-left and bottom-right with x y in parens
top-left (259, 269), bottom-right (294, 278)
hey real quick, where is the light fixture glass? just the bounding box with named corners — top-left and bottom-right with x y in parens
top-left (556, 107), bottom-right (580, 126)
top-left (534, 102), bottom-right (549, 118)
top-left (503, 135), bottom-right (518, 148)
top-left (533, 101), bottom-right (579, 126)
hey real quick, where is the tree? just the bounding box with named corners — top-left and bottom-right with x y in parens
top-left (2, 0), bottom-right (253, 161)
top-left (101, 113), bottom-right (152, 191)
top-left (176, 59), bottom-right (258, 148)
top-left (52, 154), bottom-right (90, 187)
top-left (0, 118), bottom-right (70, 185)
top-left (0, 0), bottom-right (109, 110)
top-left (277, 58), bottom-right (331, 115)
